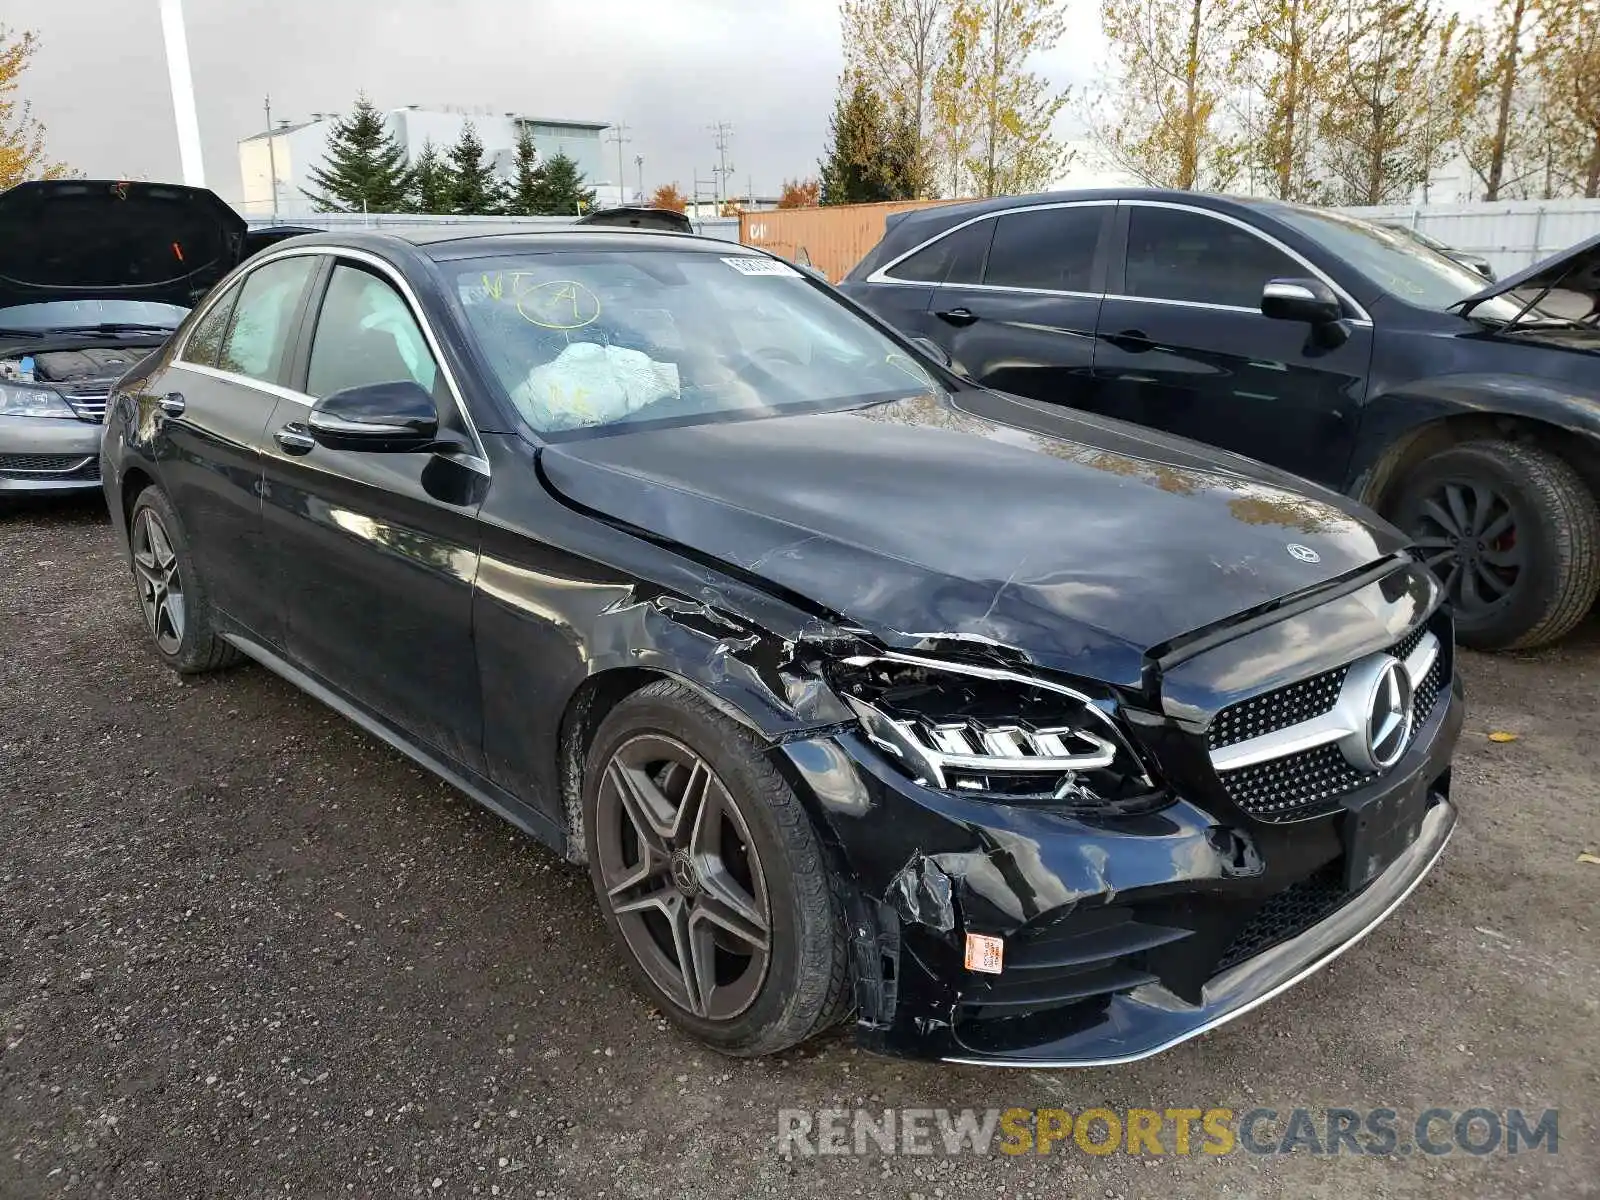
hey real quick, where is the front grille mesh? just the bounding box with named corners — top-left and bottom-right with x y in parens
top-left (0, 453), bottom-right (99, 478)
top-left (1216, 865), bottom-right (1349, 972)
top-left (1213, 624), bottom-right (1448, 822)
top-left (1207, 665), bottom-right (1346, 751)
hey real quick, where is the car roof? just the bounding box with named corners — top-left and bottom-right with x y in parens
top-left (256, 226), bottom-right (739, 262)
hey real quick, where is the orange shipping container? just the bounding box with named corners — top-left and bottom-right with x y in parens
top-left (740, 199), bottom-right (966, 283)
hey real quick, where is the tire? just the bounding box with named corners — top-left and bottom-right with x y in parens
top-left (127, 487), bottom-right (243, 674)
top-left (582, 679), bottom-right (851, 1055)
top-left (1388, 440), bottom-right (1600, 650)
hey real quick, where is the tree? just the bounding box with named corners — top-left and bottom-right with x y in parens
top-left (1536, 0), bottom-right (1600, 196)
top-left (841, 0), bottom-right (948, 196)
top-left (650, 182), bottom-right (689, 212)
top-left (1238, 0), bottom-right (1343, 201)
top-left (445, 120), bottom-right (504, 215)
top-left (303, 93), bottom-right (412, 213)
top-left (1315, 0), bottom-right (1439, 205)
top-left (528, 151), bottom-right (597, 215)
top-left (1410, 12), bottom-right (1478, 202)
top-left (935, 0), bottom-right (1073, 198)
top-left (404, 139), bottom-right (452, 214)
top-left (820, 74), bottom-right (911, 203)
top-left (1457, 0), bottom-right (1539, 199)
top-left (504, 124), bottom-right (542, 215)
top-left (1095, 0), bottom-right (1243, 190)
top-left (0, 26), bottom-right (70, 188)
top-left (777, 177), bottom-right (821, 207)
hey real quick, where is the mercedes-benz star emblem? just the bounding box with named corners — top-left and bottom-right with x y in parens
top-left (1364, 658), bottom-right (1414, 770)
top-left (1286, 543), bottom-right (1321, 564)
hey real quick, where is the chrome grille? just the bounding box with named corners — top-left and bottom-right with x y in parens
top-left (1210, 624), bottom-right (1449, 822)
top-left (64, 380), bottom-right (113, 424)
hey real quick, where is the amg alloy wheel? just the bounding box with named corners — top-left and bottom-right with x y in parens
top-left (595, 733), bottom-right (772, 1021)
top-left (126, 488), bottom-right (242, 674)
top-left (583, 680), bottom-right (850, 1055)
top-left (132, 506), bottom-right (186, 656)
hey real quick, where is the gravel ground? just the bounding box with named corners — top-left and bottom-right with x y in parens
top-left (1, 494), bottom-right (1596, 1200)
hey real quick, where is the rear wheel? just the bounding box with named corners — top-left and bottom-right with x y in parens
top-left (128, 487), bottom-right (242, 673)
top-left (583, 680), bottom-right (850, 1055)
top-left (1389, 440), bottom-right (1599, 650)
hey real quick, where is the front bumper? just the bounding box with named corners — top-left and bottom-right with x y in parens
top-left (0, 415), bottom-right (103, 493)
top-left (779, 671), bottom-right (1463, 1066)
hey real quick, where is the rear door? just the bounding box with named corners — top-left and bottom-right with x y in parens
top-left (918, 202), bottom-right (1112, 402)
top-left (260, 256), bottom-right (488, 770)
top-left (1088, 202), bottom-right (1373, 486)
top-left (159, 253), bottom-right (319, 646)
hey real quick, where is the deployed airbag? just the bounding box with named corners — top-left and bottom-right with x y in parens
top-left (511, 342), bottom-right (679, 431)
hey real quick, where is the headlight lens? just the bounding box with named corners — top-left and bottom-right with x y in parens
top-left (0, 383), bottom-right (74, 418)
top-left (829, 652), bottom-right (1158, 807)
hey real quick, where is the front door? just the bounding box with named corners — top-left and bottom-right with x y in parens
top-left (260, 257), bottom-right (488, 770)
top-left (1089, 203), bottom-right (1373, 488)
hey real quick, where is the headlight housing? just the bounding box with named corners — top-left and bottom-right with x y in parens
top-left (0, 382), bottom-right (74, 419)
top-left (829, 651), bottom-right (1159, 808)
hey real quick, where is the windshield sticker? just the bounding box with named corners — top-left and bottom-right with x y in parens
top-left (721, 257), bottom-right (801, 278)
top-left (476, 273), bottom-right (603, 330)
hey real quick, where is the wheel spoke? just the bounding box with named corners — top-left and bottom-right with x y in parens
top-left (668, 758), bottom-right (710, 845)
top-left (664, 896), bottom-right (710, 1017)
top-left (692, 882), bottom-right (769, 953)
top-left (611, 878), bottom-right (679, 919)
top-left (1473, 560), bottom-right (1514, 598)
top-left (159, 592), bottom-right (185, 641)
top-left (1481, 543), bottom-right (1523, 568)
top-left (1480, 509), bottom-right (1514, 543)
top-left (605, 842), bottom-right (669, 900)
top-left (1443, 485), bottom-right (1472, 537)
top-left (146, 518), bottom-right (176, 570)
top-left (1412, 534), bottom-right (1454, 549)
top-left (1465, 483), bottom-right (1496, 536)
top-left (607, 760), bottom-right (677, 850)
top-left (1457, 556), bottom-right (1484, 609)
top-left (1420, 549), bottom-right (1455, 570)
top-left (1440, 562), bottom-right (1463, 603)
top-left (1421, 498), bottom-right (1460, 537)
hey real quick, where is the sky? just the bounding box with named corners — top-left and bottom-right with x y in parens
top-left (6, 0), bottom-right (1107, 204)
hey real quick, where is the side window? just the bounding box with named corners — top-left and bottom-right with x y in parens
top-left (307, 264), bottom-right (440, 399)
top-left (887, 219), bottom-right (993, 285)
top-left (182, 280), bottom-right (243, 368)
top-left (218, 256), bottom-right (317, 382)
top-left (984, 207), bottom-right (1104, 292)
top-left (1124, 207), bottom-right (1302, 309)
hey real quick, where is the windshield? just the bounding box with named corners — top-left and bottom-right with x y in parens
top-left (0, 299), bottom-right (189, 332)
top-left (451, 249), bottom-right (941, 436)
top-left (1273, 207), bottom-right (1531, 323)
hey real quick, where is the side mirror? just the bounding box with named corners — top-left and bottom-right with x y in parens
top-left (908, 336), bottom-right (954, 370)
top-left (308, 380), bottom-right (440, 453)
top-left (1261, 277), bottom-right (1342, 325)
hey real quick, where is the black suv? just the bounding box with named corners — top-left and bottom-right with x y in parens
top-left (842, 190), bottom-right (1600, 650)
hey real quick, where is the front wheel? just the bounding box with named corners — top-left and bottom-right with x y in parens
top-left (1389, 440), bottom-right (1599, 650)
top-left (582, 680), bottom-right (850, 1055)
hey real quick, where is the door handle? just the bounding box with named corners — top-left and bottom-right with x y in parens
top-left (274, 423), bottom-right (316, 455)
top-left (158, 391), bottom-right (186, 415)
top-left (934, 307), bottom-right (979, 327)
top-left (1105, 329), bottom-right (1154, 353)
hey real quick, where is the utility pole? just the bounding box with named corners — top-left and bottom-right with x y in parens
top-left (158, 0), bottom-right (205, 186)
top-left (264, 95), bottom-right (279, 218)
top-left (634, 153), bottom-right (644, 203)
top-left (709, 122), bottom-right (734, 212)
top-left (606, 122), bottom-right (631, 207)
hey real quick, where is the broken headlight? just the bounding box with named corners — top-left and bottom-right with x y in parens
top-left (829, 652), bottom-right (1156, 806)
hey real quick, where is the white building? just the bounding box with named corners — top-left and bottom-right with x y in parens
top-left (239, 107), bottom-right (614, 218)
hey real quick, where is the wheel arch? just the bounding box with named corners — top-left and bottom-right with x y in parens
top-left (1352, 399), bottom-right (1600, 515)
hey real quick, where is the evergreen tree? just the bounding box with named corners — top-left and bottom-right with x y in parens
top-left (819, 75), bottom-right (911, 204)
top-left (528, 151), bottom-right (598, 215)
top-left (404, 139), bottom-right (452, 214)
top-left (303, 93), bottom-right (412, 213)
top-left (446, 121), bottom-right (505, 215)
top-left (505, 124), bottom-right (543, 216)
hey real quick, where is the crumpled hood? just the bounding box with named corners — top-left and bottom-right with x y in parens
top-left (540, 390), bottom-right (1406, 684)
top-left (0, 180), bottom-right (246, 311)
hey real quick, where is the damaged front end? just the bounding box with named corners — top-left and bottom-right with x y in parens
top-left (773, 585), bottom-right (1461, 1067)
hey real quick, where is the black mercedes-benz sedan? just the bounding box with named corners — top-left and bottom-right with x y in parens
top-left (101, 228), bottom-right (1463, 1066)
top-left (841, 190), bottom-right (1600, 652)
